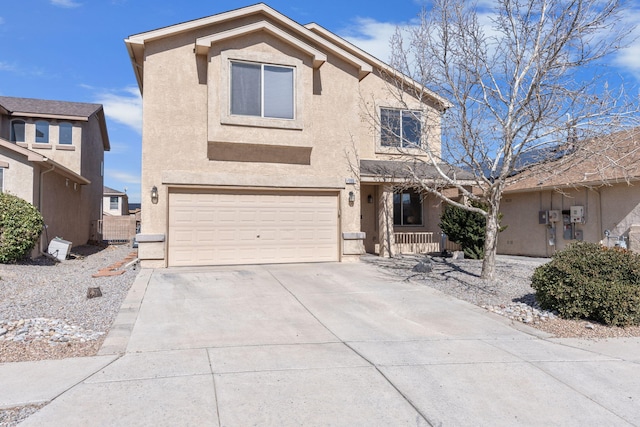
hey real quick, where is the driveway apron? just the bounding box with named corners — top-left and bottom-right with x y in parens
top-left (19, 262), bottom-right (640, 426)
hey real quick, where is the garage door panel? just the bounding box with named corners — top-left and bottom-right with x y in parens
top-left (168, 191), bottom-right (339, 266)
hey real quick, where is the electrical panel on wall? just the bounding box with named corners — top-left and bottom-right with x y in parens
top-left (570, 206), bottom-right (585, 223)
top-left (548, 210), bottom-right (560, 222)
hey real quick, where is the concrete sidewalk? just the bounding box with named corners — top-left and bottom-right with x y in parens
top-left (5, 263), bottom-right (640, 426)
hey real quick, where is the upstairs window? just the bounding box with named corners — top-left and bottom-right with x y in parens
top-left (381, 108), bottom-right (422, 148)
top-left (35, 121), bottom-right (49, 143)
top-left (393, 189), bottom-right (423, 226)
top-left (110, 196), bottom-right (119, 210)
top-left (230, 61), bottom-right (294, 120)
top-left (59, 122), bottom-right (72, 145)
top-left (10, 120), bottom-right (25, 143)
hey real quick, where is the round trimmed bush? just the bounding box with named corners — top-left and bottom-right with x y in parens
top-left (0, 193), bottom-right (44, 263)
top-left (531, 242), bottom-right (640, 327)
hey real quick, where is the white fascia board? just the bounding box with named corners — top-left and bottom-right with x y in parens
top-left (195, 21), bottom-right (327, 68)
top-left (124, 4), bottom-right (372, 85)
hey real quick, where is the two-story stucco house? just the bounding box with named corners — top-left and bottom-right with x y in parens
top-left (103, 186), bottom-right (130, 216)
top-left (0, 96), bottom-right (110, 254)
top-left (126, 3), bottom-right (462, 268)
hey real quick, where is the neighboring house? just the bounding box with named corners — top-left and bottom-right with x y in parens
top-left (103, 186), bottom-right (130, 216)
top-left (125, 3), bottom-right (466, 268)
top-left (0, 96), bottom-right (110, 254)
top-left (498, 128), bottom-right (640, 257)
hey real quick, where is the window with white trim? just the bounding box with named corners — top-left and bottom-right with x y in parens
top-left (230, 61), bottom-right (294, 120)
top-left (109, 196), bottom-right (119, 210)
top-left (59, 122), bottom-right (73, 145)
top-left (381, 108), bottom-right (422, 148)
top-left (393, 189), bottom-right (423, 226)
top-left (35, 121), bottom-right (49, 143)
top-left (10, 120), bottom-right (25, 143)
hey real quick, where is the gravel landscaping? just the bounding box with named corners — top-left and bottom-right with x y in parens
top-left (0, 244), bottom-right (138, 363)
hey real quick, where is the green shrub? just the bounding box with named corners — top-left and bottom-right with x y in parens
top-left (0, 193), bottom-right (44, 263)
top-left (531, 242), bottom-right (640, 327)
top-left (439, 203), bottom-right (505, 259)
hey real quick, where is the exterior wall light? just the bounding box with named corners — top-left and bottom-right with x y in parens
top-left (348, 191), bottom-right (356, 203)
top-left (151, 185), bottom-right (159, 204)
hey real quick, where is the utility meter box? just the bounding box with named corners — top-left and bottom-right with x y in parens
top-left (548, 210), bottom-right (561, 222)
top-left (570, 206), bottom-right (585, 223)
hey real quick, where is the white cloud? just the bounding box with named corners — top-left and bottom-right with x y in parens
top-left (0, 61), bottom-right (16, 72)
top-left (612, 9), bottom-right (640, 80)
top-left (340, 18), bottom-right (402, 63)
top-left (95, 87), bottom-right (142, 134)
top-left (106, 170), bottom-right (141, 185)
top-left (51, 0), bottom-right (82, 8)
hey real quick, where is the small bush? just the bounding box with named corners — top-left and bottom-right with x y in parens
top-left (531, 242), bottom-right (640, 327)
top-left (0, 193), bottom-right (44, 263)
top-left (439, 203), bottom-right (505, 259)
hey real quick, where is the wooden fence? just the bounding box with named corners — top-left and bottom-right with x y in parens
top-left (394, 232), bottom-right (460, 254)
top-left (99, 216), bottom-right (137, 244)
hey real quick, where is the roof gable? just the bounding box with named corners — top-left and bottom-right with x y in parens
top-left (125, 3), bottom-right (447, 105)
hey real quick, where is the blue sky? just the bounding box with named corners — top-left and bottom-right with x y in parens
top-left (2, 1), bottom-right (639, 203)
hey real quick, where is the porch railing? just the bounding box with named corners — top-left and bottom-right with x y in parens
top-left (393, 232), bottom-right (460, 254)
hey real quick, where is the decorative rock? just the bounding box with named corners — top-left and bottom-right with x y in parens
top-left (482, 302), bottom-right (557, 325)
top-left (413, 260), bottom-right (433, 273)
top-left (585, 323), bottom-right (595, 330)
top-left (0, 318), bottom-right (104, 345)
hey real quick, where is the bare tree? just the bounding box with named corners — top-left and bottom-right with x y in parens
top-left (386, 0), bottom-right (638, 280)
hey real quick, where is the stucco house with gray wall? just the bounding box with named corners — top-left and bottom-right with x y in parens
top-left (0, 96), bottom-right (110, 254)
top-left (126, 3), bottom-right (462, 268)
top-left (498, 128), bottom-right (640, 257)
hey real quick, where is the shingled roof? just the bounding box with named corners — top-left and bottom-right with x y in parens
top-left (505, 127), bottom-right (640, 192)
top-left (0, 96), bottom-right (103, 118)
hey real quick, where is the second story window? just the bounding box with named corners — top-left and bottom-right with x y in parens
top-left (10, 120), bottom-right (25, 143)
top-left (35, 121), bottom-right (49, 143)
top-left (381, 108), bottom-right (422, 148)
top-left (230, 61), bottom-right (294, 120)
top-left (110, 196), bottom-right (119, 210)
top-left (59, 122), bottom-right (73, 145)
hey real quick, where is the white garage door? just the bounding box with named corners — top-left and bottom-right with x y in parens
top-left (168, 190), bottom-right (339, 267)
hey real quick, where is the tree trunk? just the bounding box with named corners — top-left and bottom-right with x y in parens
top-left (481, 205), bottom-right (500, 280)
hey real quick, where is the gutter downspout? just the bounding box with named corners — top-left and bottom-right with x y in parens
top-left (38, 161), bottom-right (55, 254)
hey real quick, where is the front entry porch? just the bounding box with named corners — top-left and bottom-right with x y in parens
top-left (360, 183), bottom-right (460, 257)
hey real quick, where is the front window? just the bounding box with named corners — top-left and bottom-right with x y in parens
top-left (110, 196), bottom-right (119, 210)
top-left (10, 120), bottom-right (25, 143)
top-left (59, 122), bottom-right (72, 145)
top-left (35, 121), bottom-right (49, 143)
top-left (393, 189), bottom-right (423, 226)
top-left (381, 108), bottom-right (422, 148)
top-left (230, 61), bottom-right (294, 119)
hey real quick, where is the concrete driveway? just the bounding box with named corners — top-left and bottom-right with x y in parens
top-left (18, 262), bottom-right (640, 426)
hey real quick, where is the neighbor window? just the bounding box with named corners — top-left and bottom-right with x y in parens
top-left (35, 121), bottom-right (49, 143)
top-left (110, 196), bottom-right (118, 210)
top-left (381, 108), bottom-right (422, 148)
top-left (10, 120), bottom-right (25, 143)
top-left (230, 61), bottom-right (294, 119)
top-left (0, 168), bottom-right (4, 193)
top-left (59, 122), bottom-right (72, 145)
top-left (393, 189), bottom-right (423, 226)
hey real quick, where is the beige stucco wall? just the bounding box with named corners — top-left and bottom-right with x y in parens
top-left (498, 184), bottom-right (640, 257)
top-left (0, 147), bottom-right (37, 203)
